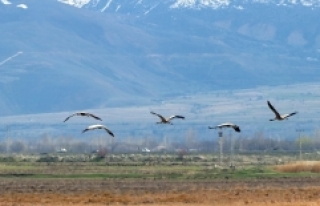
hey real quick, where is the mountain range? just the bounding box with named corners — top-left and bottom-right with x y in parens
top-left (0, 0), bottom-right (319, 118)
top-left (58, 0), bottom-right (320, 10)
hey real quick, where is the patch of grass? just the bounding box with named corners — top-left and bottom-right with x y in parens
top-left (1, 158), bottom-right (320, 180)
top-left (1, 173), bottom-right (162, 179)
top-left (0, 165), bottom-right (36, 170)
top-left (0, 157), bottom-right (16, 162)
top-left (190, 166), bottom-right (320, 180)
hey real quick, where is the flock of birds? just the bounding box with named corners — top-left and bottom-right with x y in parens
top-left (63, 100), bottom-right (298, 137)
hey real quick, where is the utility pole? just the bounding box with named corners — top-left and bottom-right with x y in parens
top-left (110, 135), bottom-right (115, 154)
top-left (6, 126), bottom-right (9, 154)
top-left (229, 130), bottom-right (233, 167)
top-left (296, 129), bottom-right (304, 161)
top-left (218, 131), bottom-right (223, 166)
top-left (164, 135), bottom-right (167, 156)
top-left (145, 136), bottom-right (148, 148)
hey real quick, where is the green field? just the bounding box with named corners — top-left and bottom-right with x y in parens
top-left (0, 153), bottom-right (319, 180)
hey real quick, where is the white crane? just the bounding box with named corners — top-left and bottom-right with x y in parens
top-left (208, 123), bottom-right (241, 133)
top-left (82, 124), bottom-right (114, 137)
top-left (150, 111), bottom-right (185, 124)
top-left (267, 101), bottom-right (298, 121)
top-left (63, 112), bottom-right (102, 122)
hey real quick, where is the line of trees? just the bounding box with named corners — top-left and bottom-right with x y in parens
top-left (1, 129), bottom-right (320, 154)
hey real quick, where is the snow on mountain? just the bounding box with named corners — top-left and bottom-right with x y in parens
top-left (170, 0), bottom-right (230, 9)
top-left (1, 0), bottom-right (12, 5)
top-left (1, 0), bottom-right (28, 9)
top-left (57, 0), bottom-right (320, 10)
top-left (17, 4), bottom-right (28, 9)
top-left (0, 52), bottom-right (23, 67)
top-left (57, 0), bottom-right (91, 8)
top-left (187, 0), bottom-right (320, 8)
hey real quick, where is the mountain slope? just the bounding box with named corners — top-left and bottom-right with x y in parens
top-left (0, 1), bottom-right (172, 114)
top-left (0, 0), bottom-right (319, 116)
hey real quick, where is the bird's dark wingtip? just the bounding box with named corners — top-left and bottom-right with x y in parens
top-left (234, 127), bottom-right (241, 132)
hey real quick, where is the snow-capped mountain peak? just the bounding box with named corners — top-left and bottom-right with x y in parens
top-left (56, 0), bottom-right (320, 10)
top-left (170, 0), bottom-right (231, 9)
top-left (57, 0), bottom-right (91, 8)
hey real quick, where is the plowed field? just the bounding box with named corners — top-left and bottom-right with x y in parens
top-left (1, 177), bottom-right (320, 205)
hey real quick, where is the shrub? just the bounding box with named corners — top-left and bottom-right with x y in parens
top-left (36, 156), bottom-right (59, 162)
top-left (0, 157), bottom-right (16, 162)
top-left (176, 149), bottom-right (188, 161)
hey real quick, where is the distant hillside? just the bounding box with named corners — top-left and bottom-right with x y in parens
top-left (0, 0), bottom-right (319, 116)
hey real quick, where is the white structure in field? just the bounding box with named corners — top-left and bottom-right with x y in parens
top-left (141, 147), bottom-right (151, 153)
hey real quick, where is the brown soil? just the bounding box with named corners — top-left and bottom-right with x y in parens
top-left (0, 177), bottom-right (320, 205)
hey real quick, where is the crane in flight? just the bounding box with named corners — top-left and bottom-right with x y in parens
top-left (82, 124), bottom-right (114, 137)
top-left (150, 111), bottom-right (185, 125)
top-left (267, 101), bottom-right (298, 121)
top-left (63, 112), bottom-right (102, 122)
top-left (208, 123), bottom-right (241, 133)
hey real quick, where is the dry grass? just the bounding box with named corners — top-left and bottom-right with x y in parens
top-left (274, 161), bottom-right (320, 173)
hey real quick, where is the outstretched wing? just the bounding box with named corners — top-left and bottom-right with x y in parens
top-left (63, 113), bottom-right (77, 122)
top-left (168, 115), bottom-right (185, 121)
top-left (283, 111), bottom-right (298, 119)
top-left (232, 125), bottom-right (241, 132)
top-left (150, 111), bottom-right (166, 122)
top-left (64, 112), bottom-right (102, 122)
top-left (82, 128), bottom-right (89, 133)
top-left (103, 127), bottom-right (115, 137)
top-left (208, 126), bottom-right (218, 129)
top-left (82, 124), bottom-right (98, 133)
top-left (267, 101), bottom-right (281, 118)
top-left (82, 125), bottom-right (114, 137)
top-left (87, 113), bottom-right (102, 121)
